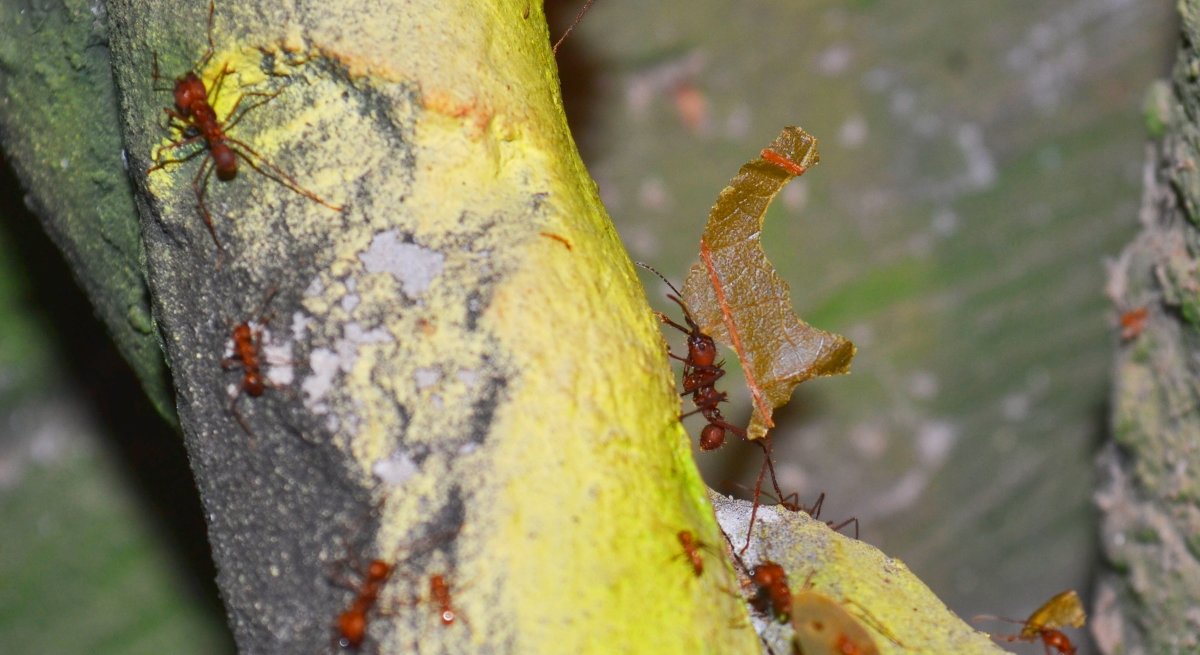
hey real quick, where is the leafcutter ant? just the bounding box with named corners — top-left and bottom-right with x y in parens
top-left (747, 560), bottom-right (792, 624)
top-left (427, 573), bottom-right (468, 627)
top-left (674, 530), bottom-right (708, 577)
top-left (327, 518), bottom-right (462, 651)
top-left (1119, 306), bottom-right (1148, 341)
top-left (331, 558), bottom-right (394, 651)
top-left (221, 287), bottom-right (291, 435)
top-left (975, 589), bottom-right (1086, 655)
top-left (636, 262), bottom-right (745, 451)
top-left (147, 0), bottom-right (343, 256)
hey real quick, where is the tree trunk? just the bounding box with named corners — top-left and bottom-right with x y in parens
top-left (1095, 3), bottom-right (1200, 652)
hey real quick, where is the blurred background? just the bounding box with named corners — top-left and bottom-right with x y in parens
top-left (550, 0), bottom-right (1174, 645)
top-left (0, 0), bottom-right (1176, 653)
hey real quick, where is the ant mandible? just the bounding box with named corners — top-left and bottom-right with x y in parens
top-left (146, 0), bottom-right (342, 254)
top-left (637, 263), bottom-right (746, 451)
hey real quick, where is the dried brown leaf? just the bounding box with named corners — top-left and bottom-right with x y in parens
top-left (681, 127), bottom-right (855, 440)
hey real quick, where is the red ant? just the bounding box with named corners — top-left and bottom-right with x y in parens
top-left (327, 520), bottom-right (463, 650)
top-left (427, 573), bottom-right (468, 627)
top-left (747, 560), bottom-right (792, 624)
top-left (1119, 306), bottom-right (1148, 341)
top-left (1008, 629), bottom-right (1076, 655)
top-left (147, 0), bottom-right (342, 254)
top-left (976, 590), bottom-right (1085, 655)
top-left (675, 530), bottom-right (708, 577)
top-left (637, 263), bottom-right (791, 554)
top-left (331, 558), bottom-right (394, 651)
top-left (221, 288), bottom-right (289, 434)
top-left (636, 263), bottom-right (746, 451)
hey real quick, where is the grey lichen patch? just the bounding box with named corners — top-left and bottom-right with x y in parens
top-left (359, 230), bottom-right (447, 299)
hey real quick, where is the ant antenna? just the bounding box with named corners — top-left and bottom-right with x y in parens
top-left (552, 0), bottom-right (596, 54)
top-left (635, 261), bottom-right (685, 298)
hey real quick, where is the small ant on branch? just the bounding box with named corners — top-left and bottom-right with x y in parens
top-left (146, 0), bottom-right (342, 256)
top-left (222, 287), bottom-right (293, 436)
top-left (331, 557), bottom-right (394, 651)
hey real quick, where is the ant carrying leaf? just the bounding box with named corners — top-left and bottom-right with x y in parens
top-left (680, 127), bottom-right (856, 440)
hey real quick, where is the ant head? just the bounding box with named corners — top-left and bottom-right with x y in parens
top-left (687, 332), bottom-right (718, 367)
top-left (212, 145), bottom-right (238, 180)
top-left (172, 72), bottom-right (207, 113)
top-left (751, 561), bottom-right (786, 586)
top-left (699, 424), bottom-right (726, 451)
top-left (366, 560), bottom-right (391, 581)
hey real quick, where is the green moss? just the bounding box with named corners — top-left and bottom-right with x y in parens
top-left (0, 0), bottom-right (174, 422)
top-left (1143, 80), bottom-right (1172, 139)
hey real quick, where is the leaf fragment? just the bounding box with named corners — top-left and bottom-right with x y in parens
top-left (681, 127), bottom-right (855, 440)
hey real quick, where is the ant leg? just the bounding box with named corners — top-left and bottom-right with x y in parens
top-left (827, 516), bottom-right (859, 539)
top-left (656, 313), bottom-right (693, 336)
top-left (228, 138), bottom-right (344, 211)
top-left (806, 492), bottom-right (826, 520)
top-left (552, 0), bottom-right (595, 54)
top-left (157, 108), bottom-right (194, 134)
top-left (740, 452), bottom-right (771, 556)
top-left (708, 417), bottom-right (744, 439)
top-left (220, 89), bottom-right (285, 133)
top-left (191, 157), bottom-right (225, 254)
top-left (205, 63), bottom-right (235, 108)
top-left (229, 393), bottom-right (255, 437)
top-left (150, 53), bottom-right (178, 92)
top-left (195, 0), bottom-right (218, 74)
top-left (752, 438), bottom-right (786, 505)
top-left (147, 138), bottom-right (205, 174)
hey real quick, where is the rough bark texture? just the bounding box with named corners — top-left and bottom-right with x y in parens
top-left (1094, 3), bottom-right (1200, 653)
